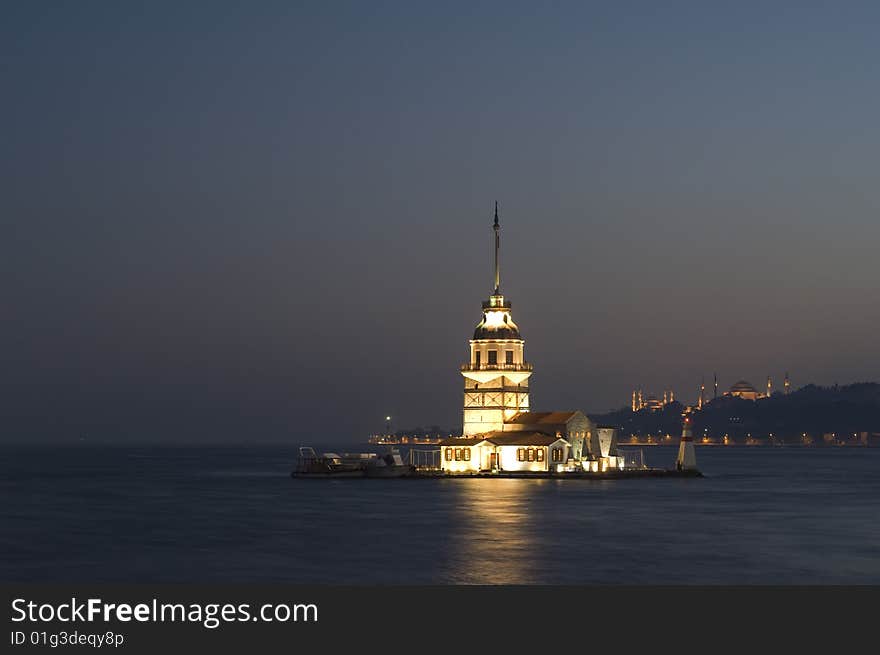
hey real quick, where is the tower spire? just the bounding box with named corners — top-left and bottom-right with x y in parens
top-left (493, 201), bottom-right (500, 294)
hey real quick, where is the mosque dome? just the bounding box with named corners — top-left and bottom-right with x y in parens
top-left (729, 380), bottom-right (757, 394)
top-left (726, 380), bottom-right (761, 401)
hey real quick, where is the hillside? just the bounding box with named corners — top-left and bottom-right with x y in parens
top-left (590, 383), bottom-right (880, 444)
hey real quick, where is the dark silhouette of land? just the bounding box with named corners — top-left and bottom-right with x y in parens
top-left (591, 383), bottom-right (880, 446)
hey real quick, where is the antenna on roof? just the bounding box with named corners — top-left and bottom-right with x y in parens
top-left (493, 201), bottom-right (501, 294)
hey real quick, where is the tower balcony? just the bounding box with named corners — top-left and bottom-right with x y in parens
top-left (460, 362), bottom-right (533, 372)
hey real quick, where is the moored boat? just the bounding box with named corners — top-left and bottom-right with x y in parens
top-left (291, 447), bottom-right (365, 478)
top-left (364, 447), bottom-right (415, 478)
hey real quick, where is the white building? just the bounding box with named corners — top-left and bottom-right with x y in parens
top-left (503, 411), bottom-right (594, 460)
top-left (443, 204), bottom-right (619, 473)
top-left (439, 432), bottom-right (570, 474)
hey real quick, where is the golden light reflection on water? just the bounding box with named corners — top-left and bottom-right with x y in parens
top-left (444, 478), bottom-right (548, 584)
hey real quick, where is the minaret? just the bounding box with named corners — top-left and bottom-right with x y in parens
top-left (784, 372), bottom-right (791, 395)
top-left (632, 390), bottom-right (637, 412)
top-left (698, 379), bottom-right (705, 410)
top-left (461, 204), bottom-right (532, 436)
top-left (713, 373), bottom-right (718, 400)
top-left (676, 412), bottom-right (698, 471)
top-left (670, 389), bottom-right (675, 403)
top-left (638, 389), bottom-right (644, 410)
top-left (766, 375), bottom-right (772, 398)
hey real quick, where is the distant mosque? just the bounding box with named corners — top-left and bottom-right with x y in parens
top-left (631, 388), bottom-right (676, 412)
top-left (692, 372), bottom-right (792, 409)
top-left (630, 372), bottom-right (793, 412)
top-left (439, 204), bottom-right (620, 474)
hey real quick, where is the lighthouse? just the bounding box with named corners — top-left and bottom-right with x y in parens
top-left (676, 412), bottom-right (698, 471)
top-left (460, 203), bottom-right (532, 436)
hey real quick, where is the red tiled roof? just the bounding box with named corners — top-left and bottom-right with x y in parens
top-left (505, 411), bottom-right (580, 424)
top-left (438, 436), bottom-right (488, 447)
top-left (482, 431), bottom-right (568, 446)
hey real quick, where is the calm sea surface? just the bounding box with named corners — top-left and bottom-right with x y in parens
top-left (2, 444), bottom-right (878, 584)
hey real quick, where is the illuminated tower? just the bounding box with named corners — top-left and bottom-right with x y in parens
top-left (632, 390), bottom-right (637, 412)
top-left (461, 203), bottom-right (532, 436)
top-left (713, 373), bottom-right (718, 400)
top-left (670, 389), bottom-right (675, 403)
top-left (784, 372), bottom-right (791, 395)
top-left (698, 379), bottom-right (705, 410)
top-left (638, 389), bottom-right (644, 410)
top-left (676, 412), bottom-right (698, 471)
top-left (766, 375), bottom-right (772, 398)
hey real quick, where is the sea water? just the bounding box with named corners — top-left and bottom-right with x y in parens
top-left (2, 444), bottom-right (878, 583)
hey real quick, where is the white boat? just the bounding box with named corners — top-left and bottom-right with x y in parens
top-left (291, 446), bottom-right (414, 479)
top-left (291, 447), bottom-right (365, 478)
top-left (364, 447), bottom-right (414, 478)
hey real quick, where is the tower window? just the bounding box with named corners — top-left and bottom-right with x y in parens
top-left (488, 350), bottom-right (498, 365)
top-left (505, 351), bottom-right (514, 365)
top-left (475, 351), bottom-right (481, 366)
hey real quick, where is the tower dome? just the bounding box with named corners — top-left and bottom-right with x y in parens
top-left (473, 295), bottom-right (521, 340)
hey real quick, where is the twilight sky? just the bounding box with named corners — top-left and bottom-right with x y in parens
top-left (3, 1), bottom-right (879, 442)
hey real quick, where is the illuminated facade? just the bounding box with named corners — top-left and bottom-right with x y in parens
top-left (461, 203), bottom-right (532, 436)
top-left (440, 432), bottom-right (570, 474)
top-left (440, 204), bottom-right (621, 474)
top-left (594, 426), bottom-right (620, 459)
top-left (504, 411), bottom-right (593, 460)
